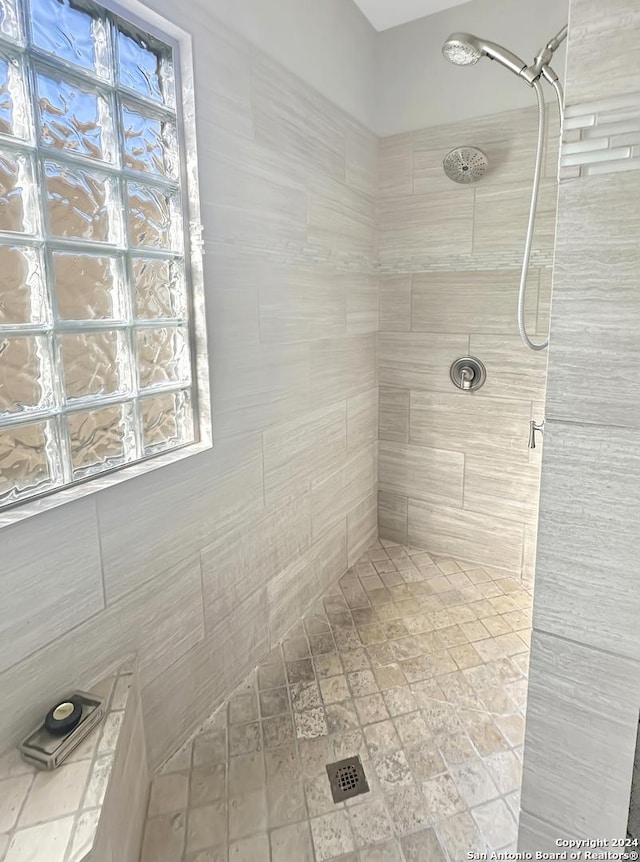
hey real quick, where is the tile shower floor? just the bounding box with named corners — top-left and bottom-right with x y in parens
top-left (141, 541), bottom-right (532, 862)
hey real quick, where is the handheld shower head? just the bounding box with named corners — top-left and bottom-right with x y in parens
top-left (442, 35), bottom-right (482, 66)
top-left (442, 32), bottom-right (528, 79)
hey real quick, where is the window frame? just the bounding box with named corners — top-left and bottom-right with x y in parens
top-left (0, 0), bottom-right (211, 529)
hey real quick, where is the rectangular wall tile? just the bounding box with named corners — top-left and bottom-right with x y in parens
top-left (202, 115), bottom-right (305, 193)
top-left (519, 810), bottom-right (569, 852)
top-left (213, 342), bottom-right (311, 437)
top-left (379, 333), bottom-right (469, 392)
top-left (0, 554), bottom-right (205, 751)
top-left (545, 172), bottom-right (640, 428)
top-left (378, 491), bottom-right (408, 545)
top-left (379, 386), bottom-right (409, 442)
top-left (412, 271), bottom-right (538, 336)
top-left (311, 443), bottom-right (376, 540)
top-left (410, 391), bottom-right (532, 462)
top-left (347, 493), bottom-right (378, 567)
top-left (464, 454), bottom-right (541, 525)
top-left (98, 435), bottom-right (264, 603)
top-left (473, 180), bottom-right (558, 256)
top-left (0, 501), bottom-right (103, 674)
top-left (468, 335), bottom-right (547, 402)
top-left (135, 556), bottom-right (206, 690)
top-left (346, 273), bottom-right (378, 334)
top-left (205, 250), bottom-right (261, 348)
top-left (378, 190), bottom-right (474, 262)
top-left (192, 23), bottom-right (252, 137)
top-left (307, 174), bottom-right (375, 257)
top-left (414, 107), bottom-right (542, 193)
top-left (522, 523), bottom-right (538, 583)
top-left (204, 160), bottom-right (307, 246)
top-left (263, 403), bottom-right (347, 507)
top-left (347, 389), bottom-right (378, 454)
top-left (564, 0), bottom-right (640, 104)
top-left (522, 631), bottom-right (640, 839)
top-left (311, 334), bottom-right (376, 405)
top-left (141, 632), bottom-right (228, 769)
top-left (259, 264), bottom-right (346, 344)
top-left (379, 441), bottom-right (464, 508)
top-left (408, 500), bottom-right (525, 572)
top-left (378, 133), bottom-right (413, 198)
top-left (268, 521), bottom-right (348, 645)
top-left (346, 125), bottom-right (377, 197)
top-left (250, 53), bottom-right (346, 183)
top-left (533, 421), bottom-right (640, 660)
top-left (379, 276), bottom-right (412, 331)
top-left (201, 497), bottom-right (313, 629)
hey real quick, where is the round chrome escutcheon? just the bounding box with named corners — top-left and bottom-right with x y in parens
top-left (450, 356), bottom-right (487, 392)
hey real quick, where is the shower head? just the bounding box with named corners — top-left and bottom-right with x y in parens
top-left (442, 35), bottom-right (482, 66)
top-left (443, 147), bottom-right (488, 184)
top-left (442, 32), bottom-right (528, 79)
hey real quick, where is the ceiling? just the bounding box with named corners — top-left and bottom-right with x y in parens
top-left (353, 0), bottom-right (470, 31)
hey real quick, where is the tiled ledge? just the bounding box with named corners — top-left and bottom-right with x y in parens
top-left (0, 659), bottom-right (148, 862)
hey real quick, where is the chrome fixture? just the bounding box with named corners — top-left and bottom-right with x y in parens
top-left (443, 147), bottom-right (488, 184)
top-left (442, 26), bottom-right (568, 352)
top-left (442, 28), bottom-right (567, 85)
top-left (528, 420), bottom-right (545, 449)
top-left (450, 357), bottom-right (487, 392)
top-left (442, 32), bottom-right (529, 78)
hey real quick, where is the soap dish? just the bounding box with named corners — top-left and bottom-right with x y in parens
top-left (20, 690), bottom-right (106, 770)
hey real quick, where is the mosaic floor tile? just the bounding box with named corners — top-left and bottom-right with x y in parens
top-left (143, 541), bottom-right (532, 861)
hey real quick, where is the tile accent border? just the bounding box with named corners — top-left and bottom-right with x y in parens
top-left (377, 249), bottom-right (554, 275)
top-left (209, 238), bottom-right (554, 277)
top-left (561, 92), bottom-right (640, 179)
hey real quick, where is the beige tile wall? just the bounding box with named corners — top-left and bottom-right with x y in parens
top-left (0, 19), bottom-right (378, 769)
top-left (519, 0), bottom-right (640, 847)
top-left (0, 14), bottom-right (567, 790)
top-left (377, 105), bottom-right (560, 576)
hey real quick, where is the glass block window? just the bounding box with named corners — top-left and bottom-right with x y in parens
top-left (0, 0), bottom-right (199, 509)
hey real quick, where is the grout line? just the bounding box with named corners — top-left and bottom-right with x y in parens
top-left (93, 497), bottom-right (108, 612)
top-left (532, 624), bottom-right (640, 668)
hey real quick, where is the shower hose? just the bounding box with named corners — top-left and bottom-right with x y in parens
top-left (518, 77), bottom-right (564, 351)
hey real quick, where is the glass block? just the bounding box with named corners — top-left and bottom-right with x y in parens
top-left (132, 256), bottom-right (186, 319)
top-left (37, 73), bottom-right (115, 163)
top-left (0, 334), bottom-right (54, 415)
top-left (30, 0), bottom-right (106, 75)
top-left (45, 161), bottom-right (120, 243)
top-left (121, 103), bottom-right (176, 178)
top-left (135, 325), bottom-right (190, 390)
top-left (59, 329), bottom-right (128, 401)
top-left (141, 388), bottom-right (193, 454)
top-left (0, 244), bottom-right (48, 326)
top-left (0, 54), bottom-right (30, 140)
top-left (0, 0), bottom-right (21, 43)
top-left (53, 251), bottom-right (123, 320)
top-left (117, 29), bottom-right (165, 103)
top-left (0, 420), bottom-right (59, 506)
top-left (127, 182), bottom-right (180, 250)
top-left (0, 151), bottom-right (38, 234)
top-left (66, 401), bottom-right (136, 478)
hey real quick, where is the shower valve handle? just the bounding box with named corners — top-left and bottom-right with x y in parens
top-left (529, 420), bottom-right (545, 449)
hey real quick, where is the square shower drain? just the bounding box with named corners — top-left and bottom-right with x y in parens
top-left (326, 756), bottom-right (370, 803)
